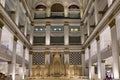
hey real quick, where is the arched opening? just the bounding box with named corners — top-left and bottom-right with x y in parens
top-left (35, 4), bottom-right (46, 11)
top-left (68, 4), bottom-right (80, 19)
top-left (51, 3), bottom-right (64, 18)
top-left (34, 4), bottom-right (47, 19)
top-left (51, 3), bottom-right (64, 12)
top-left (68, 5), bottom-right (79, 10)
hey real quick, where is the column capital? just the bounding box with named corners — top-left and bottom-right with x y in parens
top-left (109, 19), bottom-right (115, 28)
top-left (64, 22), bottom-right (69, 26)
top-left (46, 22), bottom-right (51, 26)
top-left (64, 48), bottom-right (70, 54)
top-left (23, 46), bottom-right (26, 50)
top-left (80, 21), bottom-right (84, 26)
top-left (96, 35), bottom-right (100, 41)
top-left (11, 11), bottom-right (16, 14)
top-left (88, 45), bottom-right (91, 49)
top-left (101, 60), bottom-right (106, 63)
top-left (92, 64), bottom-right (96, 67)
top-left (45, 48), bottom-right (50, 54)
top-left (0, 21), bottom-right (4, 29)
top-left (81, 50), bottom-right (85, 54)
top-left (14, 36), bottom-right (18, 42)
top-left (31, 22), bottom-right (34, 26)
top-left (8, 61), bottom-right (12, 64)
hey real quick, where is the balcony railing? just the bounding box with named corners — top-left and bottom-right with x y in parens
top-left (0, 44), bottom-right (12, 61)
top-left (100, 45), bottom-right (112, 59)
top-left (34, 12), bottom-right (46, 19)
top-left (51, 12), bottom-right (64, 18)
top-left (34, 11), bottom-right (81, 19)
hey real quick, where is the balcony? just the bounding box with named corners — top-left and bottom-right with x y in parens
top-left (34, 12), bottom-right (81, 19)
top-left (0, 44), bottom-right (12, 61)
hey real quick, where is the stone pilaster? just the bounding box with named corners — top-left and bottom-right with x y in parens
top-left (46, 22), bottom-right (51, 45)
top-left (64, 22), bottom-right (69, 45)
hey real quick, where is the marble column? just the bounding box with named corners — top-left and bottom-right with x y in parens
top-left (0, 21), bottom-right (4, 43)
top-left (81, 51), bottom-right (85, 76)
top-left (81, 24), bottom-right (85, 44)
top-left (45, 22), bottom-right (51, 45)
top-left (96, 36), bottom-right (102, 80)
top-left (94, 0), bottom-right (99, 25)
top-left (64, 22), bottom-right (69, 45)
top-left (64, 7), bottom-right (68, 17)
top-left (30, 22), bottom-right (34, 44)
top-left (0, 0), bottom-right (6, 7)
top-left (88, 46), bottom-right (92, 80)
top-left (87, 16), bottom-right (90, 36)
top-left (24, 17), bottom-right (28, 36)
top-left (91, 65), bottom-right (95, 79)
top-left (80, 6), bottom-right (83, 18)
top-left (21, 46), bottom-right (26, 80)
top-left (29, 51), bottom-right (33, 77)
top-left (109, 19), bottom-right (120, 80)
top-left (107, 0), bottom-right (113, 7)
top-left (46, 7), bottom-right (51, 17)
top-left (101, 60), bottom-right (106, 80)
top-left (7, 61), bottom-right (12, 76)
top-left (11, 36), bottom-right (18, 80)
top-left (15, 0), bottom-right (20, 25)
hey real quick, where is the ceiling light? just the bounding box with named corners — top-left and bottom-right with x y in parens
top-left (35, 28), bottom-right (38, 31)
top-left (59, 28), bottom-right (62, 31)
top-left (40, 28), bottom-right (43, 31)
top-left (75, 28), bottom-right (78, 31)
top-left (71, 28), bottom-right (73, 31)
top-left (54, 28), bottom-right (57, 31)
